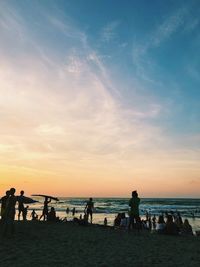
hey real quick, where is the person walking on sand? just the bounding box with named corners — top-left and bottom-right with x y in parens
top-left (18, 190), bottom-right (25, 221)
top-left (2, 188), bottom-right (17, 237)
top-left (40, 197), bottom-right (51, 221)
top-left (1, 190), bottom-right (10, 221)
top-left (128, 190), bottom-right (140, 231)
top-left (85, 198), bottom-right (94, 223)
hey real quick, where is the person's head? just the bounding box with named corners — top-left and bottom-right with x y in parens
top-left (166, 215), bottom-right (173, 223)
top-left (184, 219), bottom-right (190, 226)
top-left (51, 207), bottom-right (55, 212)
top-left (158, 215), bottom-right (165, 224)
top-left (121, 213), bottom-right (126, 219)
top-left (20, 190), bottom-right (24, 196)
top-left (89, 197), bottom-right (93, 201)
top-left (132, 190), bottom-right (138, 198)
top-left (10, 188), bottom-right (16, 196)
top-left (6, 190), bottom-right (10, 196)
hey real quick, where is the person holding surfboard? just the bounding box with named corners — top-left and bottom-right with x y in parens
top-left (40, 197), bottom-right (51, 221)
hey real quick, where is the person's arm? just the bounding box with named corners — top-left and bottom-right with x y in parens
top-left (48, 198), bottom-right (51, 204)
top-left (84, 202), bottom-right (88, 212)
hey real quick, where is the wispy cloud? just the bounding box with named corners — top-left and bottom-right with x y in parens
top-left (0, 1), bottom-right (199, 196)
top-left (100, 21), bottom-right (120, 42)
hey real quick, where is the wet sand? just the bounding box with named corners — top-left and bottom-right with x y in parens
top-left (0, 221), bottom-right (200, 267)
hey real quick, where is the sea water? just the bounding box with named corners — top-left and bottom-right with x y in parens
top-left (25, 197), bottom-right (200, 231)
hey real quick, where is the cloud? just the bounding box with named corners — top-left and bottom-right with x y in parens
top-left (133, 7), bottom-right (187, 60)
top-left (100, 21), bottom-right (120, 42)
top-left (0, 1), bottom-right (200, 196)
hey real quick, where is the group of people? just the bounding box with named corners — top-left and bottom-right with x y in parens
top-left (113, 190), bottom-right (193, 235)
top-left (0, 188), bottom-right (59, 236)
top-left (65, 198), bottom-right (94, 225)
top-left (0, 189), bottom-right (194, 236)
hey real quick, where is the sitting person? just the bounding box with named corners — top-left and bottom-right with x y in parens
top-left (174, 213), bottom-right (183, 229)
top-left (181, 219), bottom-right (193, 236)
top-left (73, 213), bottom-right (88, 226)
top-left (120, 213), bottom-right (129, 229)
top-left (114, 213), bottom-right (122, 227)
top-left (156, 215), bottom-right (166, 233)
top-left (31, 209), bottom-right (38, 221)
top-left (164, 215), bottom-right (179, 235)
top-left (48, 207), bottom-right (56, 222)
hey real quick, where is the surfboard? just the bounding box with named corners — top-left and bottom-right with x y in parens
top-left (32, 194), bottom-right (59, 201)
top-left (20, 196), bottom-right (38, 204)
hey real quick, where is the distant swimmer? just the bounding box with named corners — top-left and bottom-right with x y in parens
top-left (1, 190), bottom-right (10, 221)
top-left (18, 190), bottom-right (25, 221)
top-left (85, 198), bottom-right (94, 223)
top-left (40, 197), bottom-right (51, 221)
top-left (104, 217), bottom-right (108, 226)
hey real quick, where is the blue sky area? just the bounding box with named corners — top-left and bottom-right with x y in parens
top-left (0, 0), bottom-right (200, 196)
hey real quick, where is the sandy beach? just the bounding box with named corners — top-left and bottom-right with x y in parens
top-left (0, 221), bottom-right (200, 267)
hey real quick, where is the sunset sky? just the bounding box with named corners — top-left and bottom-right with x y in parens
top-left (0, 0), bottom-right (200, 197)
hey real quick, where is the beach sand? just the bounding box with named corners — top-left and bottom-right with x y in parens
top-left (0, 221), bottom-right (200, 267)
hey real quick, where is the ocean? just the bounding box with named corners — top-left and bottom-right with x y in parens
top-left (25, 197), bottom-right (200, 231)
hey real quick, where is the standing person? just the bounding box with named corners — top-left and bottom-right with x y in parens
top-left (128, 190), bottom-right (140, 230)
top-left (40, 197), bottom-right (51, 221)
top-left (66, 207), bottom-right (69, 215)
top-left (18, 190), bottom-right (25, 221)
top-left (3, 188), bottom-right (17, 237)
top-left (72, 207), bottom-right (76, 216)
top-left (23, 206), bottom-right (29, 221)
top-left (85, 198), bottom-right (94, 223)
top-left (1, 190), bottom-right (10, 221)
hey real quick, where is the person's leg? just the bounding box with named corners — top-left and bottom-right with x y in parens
top-left (18, 209), bottom-right (21, 221)
top-left (128, 215), bottom-right (133, 231)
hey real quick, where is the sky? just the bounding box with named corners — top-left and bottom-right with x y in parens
top-left (0, 0), bottom-right (200, 197)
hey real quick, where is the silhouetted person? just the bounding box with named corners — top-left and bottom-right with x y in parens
top-left (181, 219), bottom-right (193, 236)
top-left (48, 207), bottom-right (56, 222)
top-left (156, 215), bottom-right (166, 233)
top-left (3, 188), bottom-right (17, 237)
top-left (164, 215), bottom-right (179, 235)
top-left (1, 190), bottom-right (10, 221)
top-left (18, 190), bottom-right (25, 221)
top-left (152, 215), bottom-right (156, 230)
top-left (85, 198), bottom-right (94, 223)
top-left (40, 197), bottom-right (51, 221)
top-left (72, 207), bottom-right (76, 216)
top-left (128, 190), bottom-right (140, 230)
top-left (23, 206), bottom-right (29, 221)
top-left (114, 213), bottom-right (122, 227)
top-left (104, 217), bottom-right (107, 226)
top-left (66, 207), bottom-right (70, 215)
top-left (31, 209), bottom-right (38, 221)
